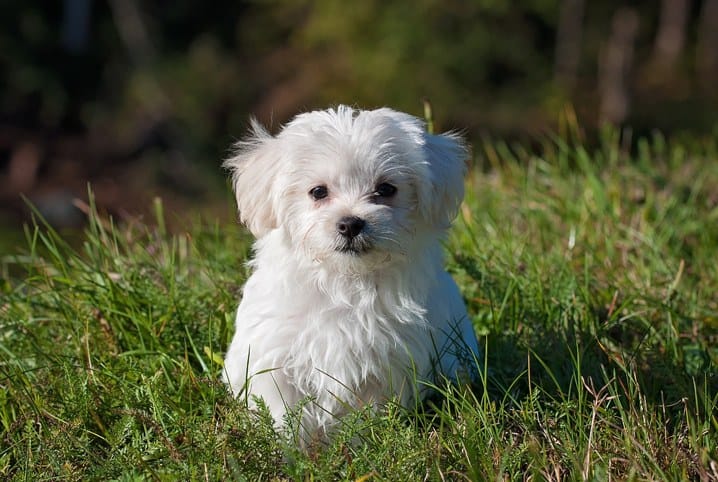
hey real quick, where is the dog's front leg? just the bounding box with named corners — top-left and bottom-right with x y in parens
top-left (246, 369), bottom-right (299, 429)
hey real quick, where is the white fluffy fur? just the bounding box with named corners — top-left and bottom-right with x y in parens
top-left (222, 106), bottom-right (480, 443)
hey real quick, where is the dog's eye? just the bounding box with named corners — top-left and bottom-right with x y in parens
top-left (373, 183), bottom-right (397, 198)
top-left (309, 185), bottom-right (329, 200)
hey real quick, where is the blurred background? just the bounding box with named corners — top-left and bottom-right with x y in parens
top-left (1, 0), bottom-right (717, 240)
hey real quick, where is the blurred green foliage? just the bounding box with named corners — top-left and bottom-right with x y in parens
top-left (289, 0), bottom-right (558, 128)
top-left (1, 0), bottom-right (717, 167)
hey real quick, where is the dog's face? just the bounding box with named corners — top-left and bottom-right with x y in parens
top-left (225, 106), bottom-right (466, 269)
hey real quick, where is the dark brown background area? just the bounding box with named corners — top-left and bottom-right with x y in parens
top-left (1, 0), bottom-right (717, 239)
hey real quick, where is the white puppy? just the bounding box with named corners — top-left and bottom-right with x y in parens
top-left (222, 106), bottom-right (480, 443)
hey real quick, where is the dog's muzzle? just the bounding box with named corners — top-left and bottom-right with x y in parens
top-left (336, 216), bottom-right (371, 254)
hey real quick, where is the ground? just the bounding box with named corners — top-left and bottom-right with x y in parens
top-left (1, 126), bottom-right (717, 480)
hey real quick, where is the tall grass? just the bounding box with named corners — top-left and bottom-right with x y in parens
top-left (1, 127), bottom-right (716, 480)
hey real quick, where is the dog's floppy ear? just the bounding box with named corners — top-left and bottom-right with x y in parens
top-left (224, 120), bottom-right (282, 237)
top-left (417, 131), bottom-right (467, 229)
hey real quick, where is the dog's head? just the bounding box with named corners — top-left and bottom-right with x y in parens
top-left (225, 106), bottom-right (466, 267)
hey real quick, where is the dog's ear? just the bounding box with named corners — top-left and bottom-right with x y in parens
top-left (417, 131), bottom-right (467, 229)
top-left (224, 120), bottom-right (282, 237)
top-left (373, 108), bottom-right (467, 229)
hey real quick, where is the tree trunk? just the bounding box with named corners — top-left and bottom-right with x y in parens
top-left (650, 0), bottom-right (690, 76)
top-left (697, 0), bottom-right (718, 93)
top-left (554, 0), bottom-right (585, 92)
top-left (598, 8), bottom-right (640, 125)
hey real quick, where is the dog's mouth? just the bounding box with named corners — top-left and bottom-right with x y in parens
top-left (335, 238), bottom-right (373, 256)
top-left (337, 245), bottom-right (368, 255)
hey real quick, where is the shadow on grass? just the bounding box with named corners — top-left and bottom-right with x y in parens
top-left (450, 250), bottom-right (718, 424)
top-left (472, 316), bottom-right (718, 430)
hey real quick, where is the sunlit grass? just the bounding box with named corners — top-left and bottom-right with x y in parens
top-left (1, 128), bottom-right (717, 480)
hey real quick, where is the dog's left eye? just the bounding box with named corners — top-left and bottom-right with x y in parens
top-left (309, 185), bottom-right (329, 200)
top-left (373, 183), bottom-right (397, 198)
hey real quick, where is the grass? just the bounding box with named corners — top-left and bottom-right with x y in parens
top-left (1, 125), bottom-right (717, 480)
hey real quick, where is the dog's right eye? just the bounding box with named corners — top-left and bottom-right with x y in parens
top-left (309, 185), bottom-right (329, 200)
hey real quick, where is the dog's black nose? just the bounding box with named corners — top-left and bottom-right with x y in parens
top-left (336, 216), bottom-right (365, 239)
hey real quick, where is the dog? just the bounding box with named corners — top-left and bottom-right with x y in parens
top-left (222, 106), bottom-right (480, 443)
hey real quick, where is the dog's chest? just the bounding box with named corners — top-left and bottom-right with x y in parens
top-left (281, 278), bottom-right (432, 395)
